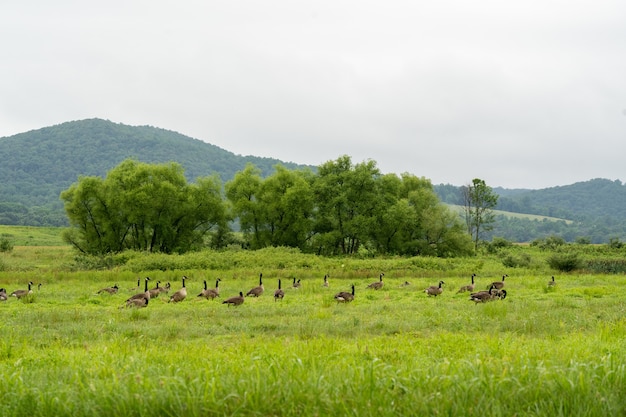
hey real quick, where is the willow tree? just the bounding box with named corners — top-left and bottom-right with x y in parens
top-left (61, 159), bottom-right (229, 254)
top-left (462, 178), bottom-right (498, 251)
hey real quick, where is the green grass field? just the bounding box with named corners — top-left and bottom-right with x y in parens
top-left (0, 228), bottom-right (624, 416)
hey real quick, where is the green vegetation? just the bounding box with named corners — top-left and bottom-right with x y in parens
top-left (461, 178), bottom-right (499, 251)
top-left (62, 157), bottom-right (473, 257)
top-left (0, 236), bottom-right (625, 416)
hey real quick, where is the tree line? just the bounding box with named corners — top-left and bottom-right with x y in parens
top-left (61, 157), bottom-right (477, 257)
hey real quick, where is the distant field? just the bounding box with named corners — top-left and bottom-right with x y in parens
top-left (446, 204), bottom-right (573, 224)
top-left (0, 225), bottom-right (66, 246)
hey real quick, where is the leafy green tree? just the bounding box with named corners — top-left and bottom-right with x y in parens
top-left (462, 178), bottom-right (498, 251)
top-left (225, 164), bottom-right (265, 248)
top-left (312, 156), bottom-right (380, 255)
top-left (61, 159), bottom-right (228, 254)
top-left (258, 166), bottom-right (315, 249)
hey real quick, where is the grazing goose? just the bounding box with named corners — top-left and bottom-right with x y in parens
top-left (0, 288), bottom-right (7, 301)
top-left (158, 282), bottom-right (171, 295)
top-left (148, 281), bottom-right (163, 298)
top-left (334, 285), bottom-right (355, 303)
top-left (11, 281), bottom-right (34, 299)
top-left (126, 296), bottom-right (149, 308)
top-left (424, 281), bottom-right (445, 297)
top-left (469, 286), bottom-right (496, 304)
top-left (322, 275), bottom-right (329, 287)
top-left (247, 273), bottom-right (264, 297)
top-left (98, 284), bottom-right (119, 295)
top-left (548, 276), bottom-right (556, 286)
top-left (126, 277), bottom-right (151, 304)
top-left (457, 274), bottom-right (476, 293)
top-left (367, 273), bottom-right (385, 290)
top-left (223, 291), bottom-right (245, 307)
top-left (169, 276), bottom-right (188, 303)
top-left (292, 277), bottom-right (301, 289)
top-left (274, 279), bottom-right (285, 301)
top-left (489, 275), bottom-right (508, 290)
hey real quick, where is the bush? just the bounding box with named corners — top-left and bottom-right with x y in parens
top-left (501, 253), bottom-right (531, 268)
top-left (584, 258), bottom-right (626, 274)
top-left (547, 253), bottom-right (582, 272)
top-left (0, 237), bottom-right (13, 253)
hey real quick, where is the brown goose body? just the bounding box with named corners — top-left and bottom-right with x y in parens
top-left (247, 273), bottom-right (264, 297)
top-left (425, 281), bottom-right (445, 297)
top-left (334, 285), bottom-right (355, 303)
top-left (274, 279), bottom-right (285, 301)
top-left (489, 275), bottom-right (507, 290)
top-left (169, 276), bottom-right (188, 303)
top-left (126, 297), bottom-right (149, 308)
top-left (98, 284), bottom-right (119, 295)
top-left (0, 288), bottom-right (7, 301)
top-left (148, 281), bottom-right (162, 298)
top-left (548, 276), bottom-right (556, 286)
top-left (367, 273), bottom-right (385, 290)
top-left (127, 277), bottom-right (151, 303)
top-left (223, 291), bottom-right (245, 306)
top-left (457, 274), bottom-right (476, 293)
top-left (469, 286), bottom-right (496, 304)
top-left (11, 282), bottom-right (34, 299)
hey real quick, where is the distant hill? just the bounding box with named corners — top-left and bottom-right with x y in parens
top-left (434, 179), bottom-right (626, 243)
top-left (0, 118), bottom-right (313, 226)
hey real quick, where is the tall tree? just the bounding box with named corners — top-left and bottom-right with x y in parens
top-left (61, 159), bottom-right (228, 254)
top-left (312, 156), bottom-right (379, 255)
top-left (462, 178), bottom-right (498, 251)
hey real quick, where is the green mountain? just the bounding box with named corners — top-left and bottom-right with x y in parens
top-left (0, 118), bottom-right (312, 226)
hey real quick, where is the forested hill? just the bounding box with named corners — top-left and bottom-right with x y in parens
top-left (434, 178), bottom-right (626, 243)
top-left (0, 118), bottom-right (312, 226)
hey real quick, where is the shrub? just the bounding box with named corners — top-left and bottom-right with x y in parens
top-left (547, 253), bottom-right (582, 272)
top-left (501, 253), bottom-right (531, 268)
top-left (0, 237), bottom-right (13, 253)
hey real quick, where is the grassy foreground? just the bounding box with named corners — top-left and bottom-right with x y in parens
top-left (0, 236), bottom-right (625, 416)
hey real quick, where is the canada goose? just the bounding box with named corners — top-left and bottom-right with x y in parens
top-left (127, 277), bottom-right (150, 301)
top-left (274, 279), bottom-right (285, 301)
top-left (548, 276), bottom-right (556, 286)
top-left (158, 282), bottom-right (171, 294)
top-left (37, 283), bottom-right (42, 291)
top-left (98, 284), bottom-right (119, 295)
top-left (424, 281), bottom-right (445, 297)
top-left (495, 289), bottom-right (507, 300)
top-left (0, 288), bottom-right (7, 301)
top-left (457, 274), bottom-right (476, 293)
top-left (323, 275), bottom-right (329, 287)
top-left (148, 281), bottom-right (162, 298)
top-left (126, 296), bottom-right (149, 308)
top-left (469, 285), bottom-right (496, 303)
top-left (247, 273), bottom-right (264, 297)
top-left (129, 278), bottom-right (141, 292)
top-left (11, 281), bottom-right (34, 299)
top-left (367, 273), bottom-right (385, 290)
top-left (169, 276), bottom-right (187, 303)
top-left (334, 285), bottom-right (355, 303)
top-left (400, 281), bottom-right (411, 287)
top-left (223, 291), bottom-right (245, 307)
top-left (489, 275), bottom-right (508, 290)
top-left (292, 277), bottom-right (301, 289)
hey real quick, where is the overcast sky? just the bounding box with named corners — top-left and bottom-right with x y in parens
top-left (1, 1), bottom-right (625, 189)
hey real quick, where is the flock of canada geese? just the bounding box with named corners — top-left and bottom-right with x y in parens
top-left (0, 272), bottom-right (557, 307)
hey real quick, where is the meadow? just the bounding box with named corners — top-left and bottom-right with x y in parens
top-left (0, 229), bottom-right (625, 416)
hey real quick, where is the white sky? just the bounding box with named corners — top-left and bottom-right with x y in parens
top-left (1, 0), bottom-right (625, 189)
